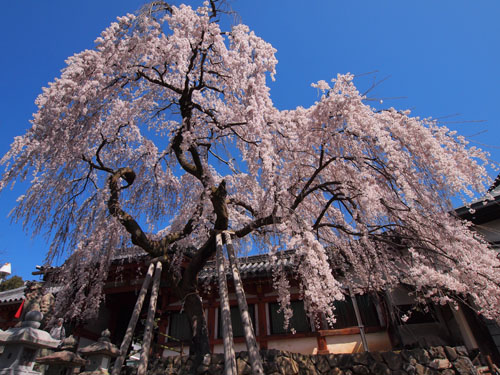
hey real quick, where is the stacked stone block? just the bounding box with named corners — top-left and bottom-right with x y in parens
top-left (156, 346), bottom-right (478, 375)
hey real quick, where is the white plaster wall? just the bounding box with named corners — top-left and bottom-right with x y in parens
top-left (325, 331), bottom-right (392, 353)
top-left (325, 334), bottom-right (361, 354)
top-left (162, 346), bottom-right (189, 358)
top-left (213, 342), bottom-right (249, 354)
top-left (268, 337), bottom-right (318, 354)
top-left (366, 331), bottom-right (392, 352)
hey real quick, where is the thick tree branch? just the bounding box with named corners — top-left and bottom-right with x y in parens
top-left (171, 131), bottom-right (201, 178)
top-left (228, 198), bottom-right (255, 216)
top-left (136, 70), bottom-right (182, 94)
top-left (107, 167), bottom-right (193, 257)
top-left (312, 195), bottom-right (338, 230)
top-left (210, 181), bottom-right (229, 230)
top-left (234, 214), bottom-right (281, 238)
top-left (181, 180), bottom-right (231, 289)
top-left (291, 156), bottom-right (344, 210)
top-left (108, 168), bottom-right (155, 251)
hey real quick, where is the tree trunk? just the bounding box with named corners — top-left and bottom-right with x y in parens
top-left (177, 288), bottom-right (210, 369)
top-left (183, 291), bottom-right (210, 356)
top-left (177, 289), bottom-right (210, 374)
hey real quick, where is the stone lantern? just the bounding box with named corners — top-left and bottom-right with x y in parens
top-left (78, 330), bottom-right (119, 375)
top-left (0, 310), bottom-right (59, 375)
top-left (36, 336), bottom-right (86, 375)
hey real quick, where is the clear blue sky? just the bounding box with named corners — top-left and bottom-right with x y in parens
top-left (1, 1), bottom-right (499, 280)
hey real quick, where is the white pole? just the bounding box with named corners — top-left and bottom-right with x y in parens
top-left (216, 233), bottom-right (237, 375)
top-left (224, 231), bottom-right (264, 375)
top-left (138, 261), bottom-right (163, 375)
top-left (112, 262), bottom-right (155, 375)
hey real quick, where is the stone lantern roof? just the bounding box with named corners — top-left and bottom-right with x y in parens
top-left (35, 351), bottom-right (86, 367)
top-left (0, 311), bottom-right (59, 349)
top-left (36, 336), bottom-right (86, 367)
top-left (78, 330), bottom-right (119, 358)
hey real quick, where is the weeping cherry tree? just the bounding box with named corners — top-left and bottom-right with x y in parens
top-left (1, 0), bottom-right (500, 358)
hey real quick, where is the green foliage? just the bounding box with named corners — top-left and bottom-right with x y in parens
top-left (0, 275), bottom-right (24, 292)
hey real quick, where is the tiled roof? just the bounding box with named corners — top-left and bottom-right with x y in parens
top-left (0, 286), bottom-right (25, 303)
top-left (112, 246), bottom-right (296, 280)
top-left (31, 248), bottom-right (296, 290)
top-left (199, 251), bottom-right (295, 281)
top-left (112, 247), bottom-right (148, 262)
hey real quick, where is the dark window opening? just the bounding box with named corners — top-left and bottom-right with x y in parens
top-left (269, 300), bottom-right (311, 334)
top-left (168, 311), bottom-right (192, 342)
top-left (218, 305), bottom-right (256, 338)
top-left (396, 304), bottom-right (438, 325)
top-left (330, 294), bottom-right (380, 329)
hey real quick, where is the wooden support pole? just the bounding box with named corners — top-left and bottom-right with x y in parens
top-left (349, 286), bottom-right (369, 352)
top-left (216, 234), bottom-right (237, 375)
top-left (449, 303), bottom-right (479, 351)
top-left (112, 262), bottom-right (155, 375)
top-left (138, 261), bottom-right (163, 375)
top-left (224, 231), bottom-right (264, 375)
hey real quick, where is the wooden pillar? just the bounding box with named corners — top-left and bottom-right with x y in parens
top-left (349, 286), bottom-right (369, 352)
top-left (450, 303), bottom-right (479, 350)
top-left (112, 262), bottom-right (155, 375)
top-left (316, 334), bottom-right (329, 354)
top-left (257, 298), bottom-right (268, 350)
top-left (157, 286), bottom-right (168, 348)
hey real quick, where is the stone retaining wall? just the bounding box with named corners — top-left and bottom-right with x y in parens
top-left (153, 346), bottom-right (477, 374)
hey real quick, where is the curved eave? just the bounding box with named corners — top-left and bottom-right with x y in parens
top-left (455, 194), bottom-right (500, 225)
top-left (0, 286), bottom-right (25, 305)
